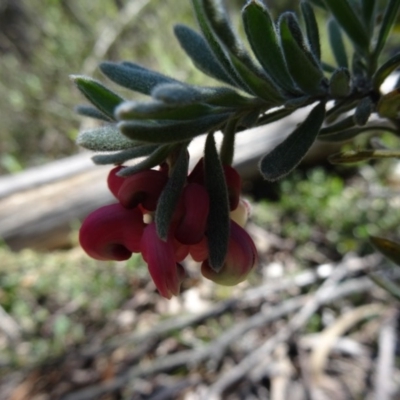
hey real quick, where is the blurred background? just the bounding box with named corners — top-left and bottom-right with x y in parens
top-left (1, 0), bottom-right (400, 399)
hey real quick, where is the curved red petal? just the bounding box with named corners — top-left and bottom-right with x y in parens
top-left (107, 166), bottom-right (126, 198)
top-left (79, 203), bottom-right (145, 261)
top-left (175, 183), bottom-right (209, 245)
top-left (189, 236), bottom-right (209, 262)
top-left (141, 222), bottom-right (181, 299)
top-left (118, 169), bottom-right (168, 211)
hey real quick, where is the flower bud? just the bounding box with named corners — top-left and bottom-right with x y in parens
top-left (201, 221), bottom-right (257, 285)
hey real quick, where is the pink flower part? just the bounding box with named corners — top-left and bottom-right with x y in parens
top-left (107, 166), bottom-right (126, 198)
top-left (187, 158), bottom-right (241, 210)
top-left (175, 183), bottom-right (209, 245)
top-left (189, 236), bottom-right (209, 262)
top-left (79, 203), bottom-right (146, 261)
top-left (201, 220), bottom-right (257, 286)
top-left (140, 222), bottom-right (182, 299)
top-left (118, 169), bottom-right (168, 211)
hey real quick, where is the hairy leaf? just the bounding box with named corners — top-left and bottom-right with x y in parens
top-left (242, 0), bottom-right (298, 94)
top-left (354, 96), bottom-right (373, 125)
top-left (204, 133), bottom-right (230, 272)
top-left (75, 105), bottom-right (111, 121)
top-left (119, 113), bottom-right (231, 143)
top-left (91, 145), bottom-right (159, 165)
top-left (279, 13), bottom-right (325, 95)
top-left (71, 75), bottom-right (124, 118)
top-left (100, 62), bottom-right (179, 95)
top-left (260, 101), bottom-right (326, 181)
top-left (301, 1), bottom-right (321, 61)
top-left (327, 18), bottom-right (348, 68)
top-left (156, 146), bottom-right (189, 241)
top-left (174, 24), bottom-right (237, 85)
top-left (76, 125), bottom-right (138, 151)
top-left (323, 0), bottom-right (369, 53)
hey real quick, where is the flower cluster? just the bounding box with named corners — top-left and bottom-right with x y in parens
top-left (79, 159), bottom-right (257, 299)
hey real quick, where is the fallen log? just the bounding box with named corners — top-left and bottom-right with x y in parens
top-left (0, 110), bottom-right (340, 251)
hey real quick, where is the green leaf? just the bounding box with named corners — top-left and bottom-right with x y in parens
top-left (91, 145), bottom-right (159, 165)
top-left (204, 133), bottom-right (230, 272)
top-left (377, 89), bottom-right (400, 119)
top-left (76, 125), bottom-right (138, 151)
top-left (370, 236), bottom-right (400, 266)
top-left (327, 18), bottom-right (348, 69)
top-left (361, 0), bottom-right (377, 33)
top-left (70, 75), bottom-right (124, 119)
top-left (373, 0), bottom-right (400, 59)
top-left (152, 83), bottom-right (257, 108)
top-left (354, 96), bottom-right (373, 126)
top-left (191, 0), bottom-right (250, 91)
top-left (242, 0), bottom-right (298, 94)
top-left (301, 1), bottom-right (321, 61)
top-left (174, 24), bottom-right (237, 86)
top-left (319, 124), bottom-right (399, 142)
top-left (279, 13), bottom-right (326, 95)
top-left (117, 145), bottom-right (172, 176)
top-left (372, 52), bottom-right (400, 91)
top-left (99, 62), bottom-right (179, 95)
top-left (322, 0), bottom-right (369, 53)
top-left (329, 67), bottom-right (351, 97)
top-left (260, 101), bottom-right (326, 181)
top-left (256, 107), bottom-right (295, 126)
top-left (75, 105), bottom-right (111, 121)
top-left (119, 113), bottom-right (231, 143)
top-left (319, 115), bottom-right (355, 135)
top-left (328, 149), bottom-right (373, 163)
top-left (155, 146), bottom-right (189, 241)
top-left (116, 100), bottom-right (216, 121)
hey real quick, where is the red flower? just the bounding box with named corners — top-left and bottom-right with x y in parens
top-left (201, 220), bottom-right (258, 286)
top-left (79, 203), bottom-right (146, 261)
top-left (140, 222), bottom-right (184, 299)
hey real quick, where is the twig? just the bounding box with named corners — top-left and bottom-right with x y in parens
top-left (204, 276), bottom-right (376, 399)
top-left (374, 309), bottom-right (398, 400)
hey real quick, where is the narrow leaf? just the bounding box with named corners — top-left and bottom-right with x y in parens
top-left (327, 18), bottom-right (348, 68)
top-left (377, 89), bottom-right (400, 119)
top-left (329, 67), bottom-right (351, 97)
top-left (155, 146), bottom-right (189, 241)
top-left (369, 274), bottom-right (400, 301)
top-left (99, 62), bottom-right (179, 95)
top-left (361, 0), bottom-right (377, 33)
top-left (319, 124), bottom-right (399, 142)
top-left (242, 0), bottom-right (298, 94)
top-left (116, 100), bottom-right (216, 121)
top-left (301, 1), bottom-right (321, 60)
top-left (119, 113), bottom-right (231, 143)
top-left (204, 133), bottom-right (230, 272)
top-left (372, 52), bottom-right (400, 91)
top-left (260, 101), bottom-right (326, 181)
top-left (117, 145), bottom-right (172, 177)
top-left (76, 125), bottom-right (138, 151)
top-left (354, 96), bottom-right (373, 126)
top-left (322, 0), bottom-right (369, 53)
top-left (328, 149), bottom-right (373, 163)
top-left (71, 75), bottom-right (124, 119)
top-left (75, 105), bottom-right (111, 121)
top-left (191, 0), bottom-right (250, 91)
top-left (174, 24), bottom-right (237, 86)
top-left (91, 145), bottom-right (159, 165)
top-left (279, 13), bottom-right (326, 95)
top-left (319, 115), bottom-right (355, 135)
top-left (373, 0), bottom-right (400, 59)
top-left (370, 236), bottom-right (400, 266)
top-left (256, 107), bottom-right (295, 126)
top-left (199, 0), bottom-right (285, 103)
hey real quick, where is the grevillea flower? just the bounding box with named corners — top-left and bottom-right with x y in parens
top-left (79, 203), bottom-right (146, 261)
top-left (80, 159), bottom-right (257, 299)
top-left (201, 220), bottom-right (258, 286)
top-left (140, 222), bottom-right (184, 299)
